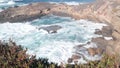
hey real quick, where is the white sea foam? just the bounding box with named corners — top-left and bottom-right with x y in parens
top-left (0, 0), bottom-right (8, 3)
top-left (7, 0), bottom-right (15, 5)
top-left (14, 0), bottom-right (22, 2)
top-left (0, 0), bottom-right (15, 5)
top-left (64, 1), bottom-right (83, 5)
top-left (0, 22), bottom-right (36, 40)
top-left (27, 41), bottom-right (75, 64)
top-left (0, 0), bottom-right (24, 9)
top-left (0, 0), bottom-right (22, 3)
top-left (0, 16), bottom-right (107, 64)
top-left (82, 43), bottom-right (101, 60)
top-left (73, 42), bottom-right (102, 64)
top-left (49, 1), bottom-right (84, 5)
top-left (104, 37), bottom-right (113, 40)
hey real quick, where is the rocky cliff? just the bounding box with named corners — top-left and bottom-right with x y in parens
top-left (0, 3), bottom-right (53, 22)
top-left (0, 0), bottom-right (120, 55)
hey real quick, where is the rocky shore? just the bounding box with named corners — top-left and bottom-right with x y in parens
top-left (0, 0), bottom-right (120, 62)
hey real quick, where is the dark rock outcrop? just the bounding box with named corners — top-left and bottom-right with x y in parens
top-left (95, 25), bottom-right (114, 37)
top-left (67, 58), bottom-right (73, 63)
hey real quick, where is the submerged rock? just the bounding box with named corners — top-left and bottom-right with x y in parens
top-left (38, 25), bottom-right (62, 34)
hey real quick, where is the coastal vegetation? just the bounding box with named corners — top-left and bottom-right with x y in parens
top-left (0, 40), bottom-right (120, 68)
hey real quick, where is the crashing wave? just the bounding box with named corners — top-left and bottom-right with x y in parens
top-left (0, 0), bottom-right (15, 6)
top-left (49, 1), bottom-right (84, 5)
top-left (0, 0), bottom-right (8, 3)
top-left (0, 0), bottom-right (23, 6)
top-left (7, 0), bottom-right (15, 5)
top-left (0, 0), bottom-right (25, 10)
top-left (0, 0), bottom-right (22, 3)
top-left (64, 1), bottom-right (84, 5)
top-left (0, 16), bottom-right (107, 64)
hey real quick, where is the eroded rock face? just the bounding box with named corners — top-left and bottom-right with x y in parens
top-left (95, 26), bottom-right (113, 37)
top-left (0, 3), bottom-right (52, 23)
top-left (92, 37), bottom-right (108, 50)
top-left (38, 25), bottom-right (62, 34)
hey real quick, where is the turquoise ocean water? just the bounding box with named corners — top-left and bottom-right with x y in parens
top-left (0, 0), bottom-right (106, 64)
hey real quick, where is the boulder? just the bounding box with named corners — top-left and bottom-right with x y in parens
top-left (92, 37), bottom-right (109, 49)
top-left (87, 48), bottom-right (96, 56)
top-left (72, 55), bottom-right (81, 60)
top-left (95, 26), bottom-right (113, 37)
top-left (87, 48), bottom-right (103, 56)
top-left (38, 25), bottom-right (62, 34)
top-left (67, 58), bottom-right (73, 63)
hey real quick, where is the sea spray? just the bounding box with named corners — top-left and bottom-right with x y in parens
top-left (0, 0), bottom-right (25, 10)
top-left (0, 16), bottom-right (107, 64)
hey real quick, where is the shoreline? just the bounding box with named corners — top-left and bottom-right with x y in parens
top-left (0, 18), bottom-right (109, 64)
top-left (0, 0), bottom-right (120, 64)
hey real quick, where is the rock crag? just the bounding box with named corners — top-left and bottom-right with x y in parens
top-left (0, 3), bottom-right (52, 22)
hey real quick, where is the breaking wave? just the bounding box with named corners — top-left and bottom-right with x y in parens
top-left (0, 0), bottom-right (24, 11)
top-left (0, 15), bottom-right (107, 64)
top-left (0, 0), bottom-right (15, 5)
top-left (49, 1), bottom-right (84, 5)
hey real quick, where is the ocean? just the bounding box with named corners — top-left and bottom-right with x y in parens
top-left (0, 0), bottom-right (95, 7)
top-left (0, 0), bottom-right (104, 64)
top-left (0, 0), bottom-right (95, 3)
top-left (0, 0), bottom-right (95, 10)
top-left (20, 0), bottom-right (95, 4)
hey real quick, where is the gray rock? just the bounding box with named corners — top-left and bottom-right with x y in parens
top-left (95, 26), bottom-right (113, 37)
top-left (38, 25), bottom-right (62, 34)
top-left (67, 58), bottom-right (73, 63)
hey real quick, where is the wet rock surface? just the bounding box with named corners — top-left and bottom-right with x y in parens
top-left (87, 47), bottom-right (103, 56)
top-left (69, 41), bottom-right (104, 64)
top-left (67, 58), bottom-right (73, 63)
top-left (95, 26), bottom-right (114, 37)
top-left (72, 55), bottom-right (81, 60)
top-left (38, 25), bottom-right (62, 34)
